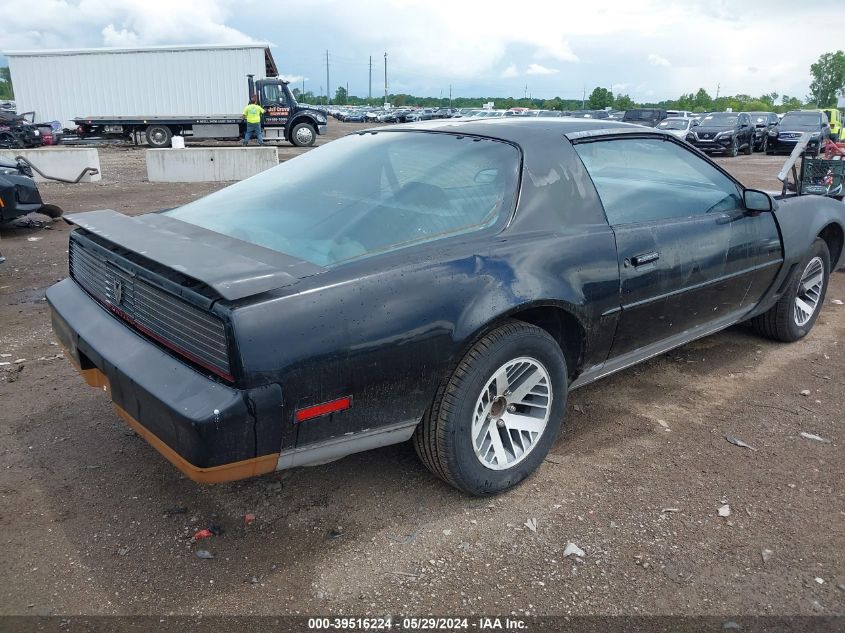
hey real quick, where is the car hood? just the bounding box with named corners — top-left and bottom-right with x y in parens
top-left (775, 123), bottom-right (820, 132)
top-left (696, 125), bottom-right (735, 133)
top-left (64, 209), bottom-right (326, 301)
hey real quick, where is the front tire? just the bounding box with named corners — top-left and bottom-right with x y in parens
top-left (751, 238), bottom-right (830, 342)
top-left (744, 136), bottom-right (753, 155)
top-left (728, 138), bottom-right (739, 157)
top-left (413, 320), bottom-right (567, 496)
top-left (290, 122), bottom-right (316, 147)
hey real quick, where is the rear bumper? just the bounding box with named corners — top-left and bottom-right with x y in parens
top-left (47, 278), bottom-right (283, 483)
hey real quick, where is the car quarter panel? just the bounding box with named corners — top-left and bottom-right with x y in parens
top-left (232, 134), bottom-right (620, 450)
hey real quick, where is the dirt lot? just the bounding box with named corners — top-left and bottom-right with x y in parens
top-left (1, 122), bottom-right (843, 619)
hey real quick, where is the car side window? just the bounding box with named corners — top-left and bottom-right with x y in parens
top-left (573, 137), bottom-right (742, 225)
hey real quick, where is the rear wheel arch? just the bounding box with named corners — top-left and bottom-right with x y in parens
top-left (818, 222), bottom-right (844, 268)
top-left (456, 303), bottom-right (587, 384)
top-left (506, 305), bottom-right (585, 381)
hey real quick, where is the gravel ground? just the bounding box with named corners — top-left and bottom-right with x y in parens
top-left (0, 122), bottom-right (843, 620)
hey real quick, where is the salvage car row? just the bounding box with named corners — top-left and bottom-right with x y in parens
top-left (325, 105), bottom-right (838, 157)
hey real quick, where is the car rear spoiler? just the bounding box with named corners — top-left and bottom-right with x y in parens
top-left (64, 209), bottom-right (326, 301)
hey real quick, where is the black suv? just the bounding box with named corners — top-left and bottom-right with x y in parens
top-left (691, 112), bottom-right (754, 156)
top-left (766, 110), bottom-right (830, 156)
top-left (622, 108), bottom-right (667, 127)
top-left (747, 112), bottom-right (779, 152)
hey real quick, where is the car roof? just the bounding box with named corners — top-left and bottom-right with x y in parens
top-left (369, 117), bottom-right (651, 144)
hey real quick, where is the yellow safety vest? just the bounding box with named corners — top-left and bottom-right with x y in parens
top-left (243, 104), bottom-right (265, 124)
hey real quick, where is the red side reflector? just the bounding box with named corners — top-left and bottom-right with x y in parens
top-left (295, 396), bottom-right (352, 422)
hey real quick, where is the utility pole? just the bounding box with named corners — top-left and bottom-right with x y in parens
top-left (368, 56), bottom-right (372, 102)
top-left (716, 83), bottom-right (721, 99)
top-left (524, 84), bottom-right (528, 99)
top-left (449, 84), bottom-right (452, 109)
top-left (346, 81), bottom-right (349, 104)
top-left (326, 50), bottom-right (331, 105)
top-left (302, 78), bottom-right (305, 95)
top-left (320, 85), bottom-right (323, 105)
top-left (384, 52), bottom-right (388, 106)
top-left (582, 85), bottom-right (586, 109)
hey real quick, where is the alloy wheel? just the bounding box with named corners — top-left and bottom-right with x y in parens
top-left (794, 256), bottom-right (824, 327)
top-left (471, 357), bottom-right (552, 471)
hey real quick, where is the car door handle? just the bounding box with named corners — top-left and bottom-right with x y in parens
top-left (631, 252), bottom-right (660, 266)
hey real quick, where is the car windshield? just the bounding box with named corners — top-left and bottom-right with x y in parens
top-left (624, 110), bottom-right (658, 120)
top-left (166, 132), bottom-right (520, 267)
top-left (780, 113), bottom-right (822, 126)
top-left (702, 114), bottom-right (738, 125)
top-left (657, 120), bottom-right (688, 130)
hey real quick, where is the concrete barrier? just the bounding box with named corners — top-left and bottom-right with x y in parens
top-left (145, 147), bottom-right (279, 183)
top-left (0, 147), bottom-right (101, 183)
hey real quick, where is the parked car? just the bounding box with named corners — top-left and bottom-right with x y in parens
top-left (0, 111), bottom-right (43, 148)
top-left (607, 111), bottom-right (625, 120)
top-left (48, 118), bottom-right (845, 495)
top-left (622, 108), bottom-right (667, 127)
top-left (568, 110), bottom-right (610, 119)
top-left (820, 108), bottom-right (843, 141)
top-left (655, 117), bottom-right (698, 142)
top-left (691, 112), bottom-right (755, 156)
top-left (666, 110), bottom-right (696, 119)
top-left (747, 112), bottom-right (780, 152)
top-left (405, 108), bottom-right (437, 122)
top-left (0, 157), bottom-right (63, 224)
top-left (767, 110), bottom-right (831, 156)
top-left (344, 111), bottom-right (368, 122)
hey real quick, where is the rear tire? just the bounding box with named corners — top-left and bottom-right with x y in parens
top-left (751, 238), bottom-right (830, 342)
top-left (145, 124), bottom-right (172, 149)
top-left (413, 320), bottom-right (567, 496)
top-left (39, 204), bottom-right (63, 219)
top-left (744, 136), bottom-right (753, 155)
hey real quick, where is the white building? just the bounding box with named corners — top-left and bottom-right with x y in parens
top-left (3, 44), bottom-right (279, 127)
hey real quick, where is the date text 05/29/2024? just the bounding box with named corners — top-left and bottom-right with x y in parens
top-left (307, 617), bottom-right (527, 630)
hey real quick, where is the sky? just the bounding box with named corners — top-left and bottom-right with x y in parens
top-left (0, 0), bottom-right (839, 103)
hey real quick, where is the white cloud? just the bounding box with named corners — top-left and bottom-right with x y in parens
top-left (0, 0), bottom-right (255, 51)
top-left (525, 63), bottom-right (559, 76)
top-left (0, 0), bottom-right (839, 102)
top-left (279, 74), bottom-right (305, 84)
top-left (648, 53), bottom-right (671, 67)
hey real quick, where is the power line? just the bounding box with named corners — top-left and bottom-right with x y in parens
top-left (326, 50), bottom-right (331, 105)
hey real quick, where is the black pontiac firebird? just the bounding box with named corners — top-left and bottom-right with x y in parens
top-left (47, 119), bottom-right (845, 496)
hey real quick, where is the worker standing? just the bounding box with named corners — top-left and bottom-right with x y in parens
top-left (242, 95), bottom-right (265, 146)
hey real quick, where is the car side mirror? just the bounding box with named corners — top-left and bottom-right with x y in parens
top-left (744, 189), bottom-right (775, 213)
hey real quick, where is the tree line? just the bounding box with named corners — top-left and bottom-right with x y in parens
top-left (304, 50), bottom-right (845, 114)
